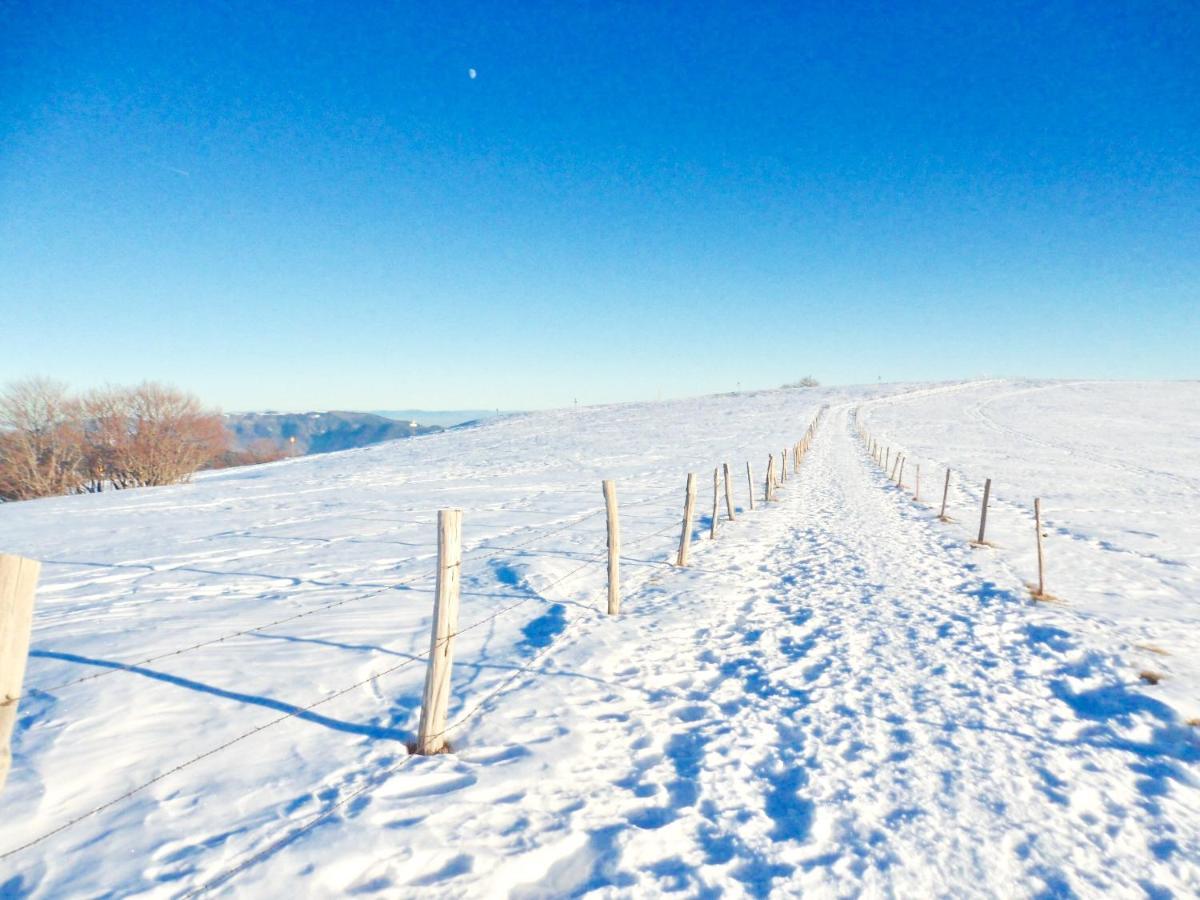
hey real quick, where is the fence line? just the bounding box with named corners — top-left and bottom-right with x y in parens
top-left (181, 541), bottom-right (624, 897)
top-left (218, 408), bottom-right (825, 889)
top-left (855, 407), bottom-right (1051, 601)
top-left (29, 502), bottom-right (622, 696)
top-left (3, 407), bottom-right (828, 876)
top-left (2, 536), bottom-right (614, 862)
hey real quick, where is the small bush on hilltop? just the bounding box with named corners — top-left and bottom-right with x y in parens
top-left (782, 376), bottom-right (820, 389)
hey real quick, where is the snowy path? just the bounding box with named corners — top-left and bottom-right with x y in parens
top-left (221, 404), bottom-right (1200, 897)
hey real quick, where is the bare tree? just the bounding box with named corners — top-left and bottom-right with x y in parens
top-left (80, 383), bottom-right (227, 488)
top-left (2, 379), bottom-right (230, 500)
top-left (0, 378), bottom-right (85, 501)
top-left (79, 386), bottom-right (134, 491)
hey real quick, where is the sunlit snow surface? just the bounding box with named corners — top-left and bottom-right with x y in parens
top-left (1, 380), bottom-right (1197, 897)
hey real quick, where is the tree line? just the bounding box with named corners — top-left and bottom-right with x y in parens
top-left (0, 378), bottom-right (280, 502)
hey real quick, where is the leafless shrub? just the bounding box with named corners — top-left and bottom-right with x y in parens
top-left (0, 378), bottom-right (86, 501)
top-left (1, 379), bottom-right (228, 500)
top-left (101, 383), bottom-right (228, 487)
top-left (79, 386), bottom-right (134, 491)
top-left (782, 376), bottom-right (820, 389)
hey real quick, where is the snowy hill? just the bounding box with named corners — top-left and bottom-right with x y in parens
top-left (1, 380), bottom-right (1197, 897)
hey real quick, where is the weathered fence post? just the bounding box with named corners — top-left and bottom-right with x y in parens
top-left (885, 447), bottom-right (890, 472)
top-left (603, 480), bottom-right (620, 614)
top-left (710, 467), bottom-right (720, 540)
top-left (974, 478), bottom-right (992, 546)
top-left (723, 462), bottom-right (736, 521)
top-left (415, 509), bottom-right (463, 755)
top-left (1, 554), bottom-right (40, 794)
top-left (914, 464), bottom-right (920, 502)
top-left (939, 469), bottom-right (951, 521)
top-left (676, 473), bottom-right (697, 566)
top-left (745, 461), bottom-right (755, 511)
top-left (1033, 497), bottom-right (1048, 599)
top-left (897, 457), bottom-right (905, 488)
top-left (765, 455), bottom-right (775, 501)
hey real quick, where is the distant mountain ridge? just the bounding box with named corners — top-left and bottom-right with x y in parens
top-left (372, 409), bottom-right (510, 428)
top-left (224, 411), bottom-right (443, 455)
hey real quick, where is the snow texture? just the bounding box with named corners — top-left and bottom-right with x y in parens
top-left (1, 380), bottom-right (1197, 897)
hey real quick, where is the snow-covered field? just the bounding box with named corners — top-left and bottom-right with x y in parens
top-left (1, 380), bottom-right (1197, 897)
top-left (857, 380), bottom-right (1200, 722)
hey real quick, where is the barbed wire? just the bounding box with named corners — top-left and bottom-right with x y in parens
top-left (29, 504), bottom-right (614, 696)
top-left (1, 651), bottom-right (428, 861)
top-left (175, 544), bottom-right (612, 897)
top-left (10, 421), bottom-right (824, 878)
top-left (29, 576), bottom-right (435, 695)
top-left (3, 540), bottom-right (611, 863)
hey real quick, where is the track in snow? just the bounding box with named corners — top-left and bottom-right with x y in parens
top-left (220, 403), bottom-right (1200, 897)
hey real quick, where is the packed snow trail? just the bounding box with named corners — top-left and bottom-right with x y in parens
top-left (217, 404), bottom-right (1200, 897)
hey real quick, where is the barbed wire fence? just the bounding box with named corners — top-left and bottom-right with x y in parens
top-left (853, 405), bottom-right (1053, 600)
top-left (0, 408), bottom-right (828, 893)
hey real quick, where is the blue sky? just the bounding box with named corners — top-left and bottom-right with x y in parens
top-left (1, 1), bottom-right (1196, 410)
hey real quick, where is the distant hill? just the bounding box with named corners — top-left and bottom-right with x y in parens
top-left (373, 409), bottom-right (510, 428)
top-left (224, 411), bottom-right (443, 455)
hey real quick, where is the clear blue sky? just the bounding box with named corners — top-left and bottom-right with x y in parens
top-left (2, 1), bottom-right (1196, 411)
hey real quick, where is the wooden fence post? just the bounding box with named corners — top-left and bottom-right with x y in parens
top-left (1, 554), bottom-right (40, 794)
top-left (765, 455), bottom-right (774, 501)
top-left (897, 457), bottom-right (905, 488)
top-left (723, 462), bottom-right (735, 521)
top-left (745, 461), bottom-right (755, 511)
top-left (676, 473), bottom-right (697, 566)
top-left (710, 467), bottom-right (720, 539)
top-left (974, 478), bottom-right (992, 546)
top-left (885, 447), bottom-right (890, 472)
top-left (1033, 498), bottom-right (1048, 599)
top-left (415, 509), bottom-right (463, 755)
top-left (914, 464), bottom-right (920, 502)
top-left (939, 468), bottom-right (951, 521)
top-left (603, 480), bottom-right (620, 614)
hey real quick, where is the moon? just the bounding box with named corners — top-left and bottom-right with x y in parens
top-left (468, 68), bottom-right (477, 80)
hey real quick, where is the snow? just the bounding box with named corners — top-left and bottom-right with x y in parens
top-left (1, 380), bottom-right (1198, 897)
top-left (857, 379), bottom-right (1200, 723)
